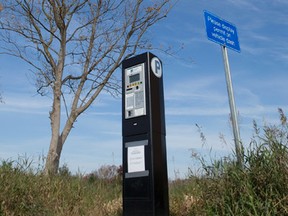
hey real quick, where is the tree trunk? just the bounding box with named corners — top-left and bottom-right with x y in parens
top-left (44, 81), bottom-right (62, 175)
top-left (44, 76), bottom-right (63, 175)
top-left (45, 135), bottom-right (63, 175)
top-left (44, 109), bottom-right (77, 175)
top-left (44, 84), bottom-right (78, 175)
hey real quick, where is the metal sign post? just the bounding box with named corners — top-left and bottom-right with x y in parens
top-left (204, 11), bottom-right (243, 166)
top-left (221, 46), bottom-right (243, 166)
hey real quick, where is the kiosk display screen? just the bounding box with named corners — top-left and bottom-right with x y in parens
top-left (129, 73), bottom-right (140, 83)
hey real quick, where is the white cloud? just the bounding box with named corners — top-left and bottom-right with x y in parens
top-left (0, 93), bottom-right (51, 114)
top-left (166, 106), bottom-right (229, 116)
top-left (165, 75), bottom-right (227, 103)
top-left (226, 0), bottom-right (261, 11)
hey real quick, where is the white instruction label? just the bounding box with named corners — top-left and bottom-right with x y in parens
top-left (128, 145), bottom-right (145, 173)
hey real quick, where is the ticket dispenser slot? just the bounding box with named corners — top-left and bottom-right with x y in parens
top-left (125, 63), bottom-right (146, 119)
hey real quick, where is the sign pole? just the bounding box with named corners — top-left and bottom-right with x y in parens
top-left (221, 46), bottom-right (243, 166)
top-left (204, 10), bottom-right (242, 166)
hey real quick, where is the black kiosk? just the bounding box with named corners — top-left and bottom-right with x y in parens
top-left (122, 52), bottom-right (169, 216)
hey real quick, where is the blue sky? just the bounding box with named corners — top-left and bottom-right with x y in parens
top-left (1, 0), bottom-right (288, 179)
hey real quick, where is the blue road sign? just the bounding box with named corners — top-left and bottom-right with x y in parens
top-left (204, 11), bottom-right (240, 52)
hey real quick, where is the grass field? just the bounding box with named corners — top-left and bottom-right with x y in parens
top-left (1, 110), bottom-right (288, 215)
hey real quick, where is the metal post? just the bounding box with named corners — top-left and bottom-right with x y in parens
top-left (221, 46), bottom-right (243, 166)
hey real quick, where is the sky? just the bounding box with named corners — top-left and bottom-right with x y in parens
top-left (1, 0), bottom-right (288, 179)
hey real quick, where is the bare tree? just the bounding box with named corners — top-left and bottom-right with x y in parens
top-left (0, 0), bottom-right (173, 175)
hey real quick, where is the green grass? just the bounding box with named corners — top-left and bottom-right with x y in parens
top-left (1, 109), bottom-right (288, 215)
top-left (0, 162), bottom-right (122, 216)
top-left (183, 109), bottom-right (288, 215)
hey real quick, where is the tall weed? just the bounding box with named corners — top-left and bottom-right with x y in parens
top-left (0, 161), bottom-right (122, 216)
top-left (190, 109), bottom-right (288, 215)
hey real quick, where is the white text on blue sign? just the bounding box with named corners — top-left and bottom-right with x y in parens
top-left (204, 11), bottom-right (240, 52)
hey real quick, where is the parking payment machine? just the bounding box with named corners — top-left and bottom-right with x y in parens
top-left (122, 52), bottom-right (169, 216)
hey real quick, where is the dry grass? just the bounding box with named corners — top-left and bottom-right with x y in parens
top-left (1, 110), bottom-right (288, 215)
